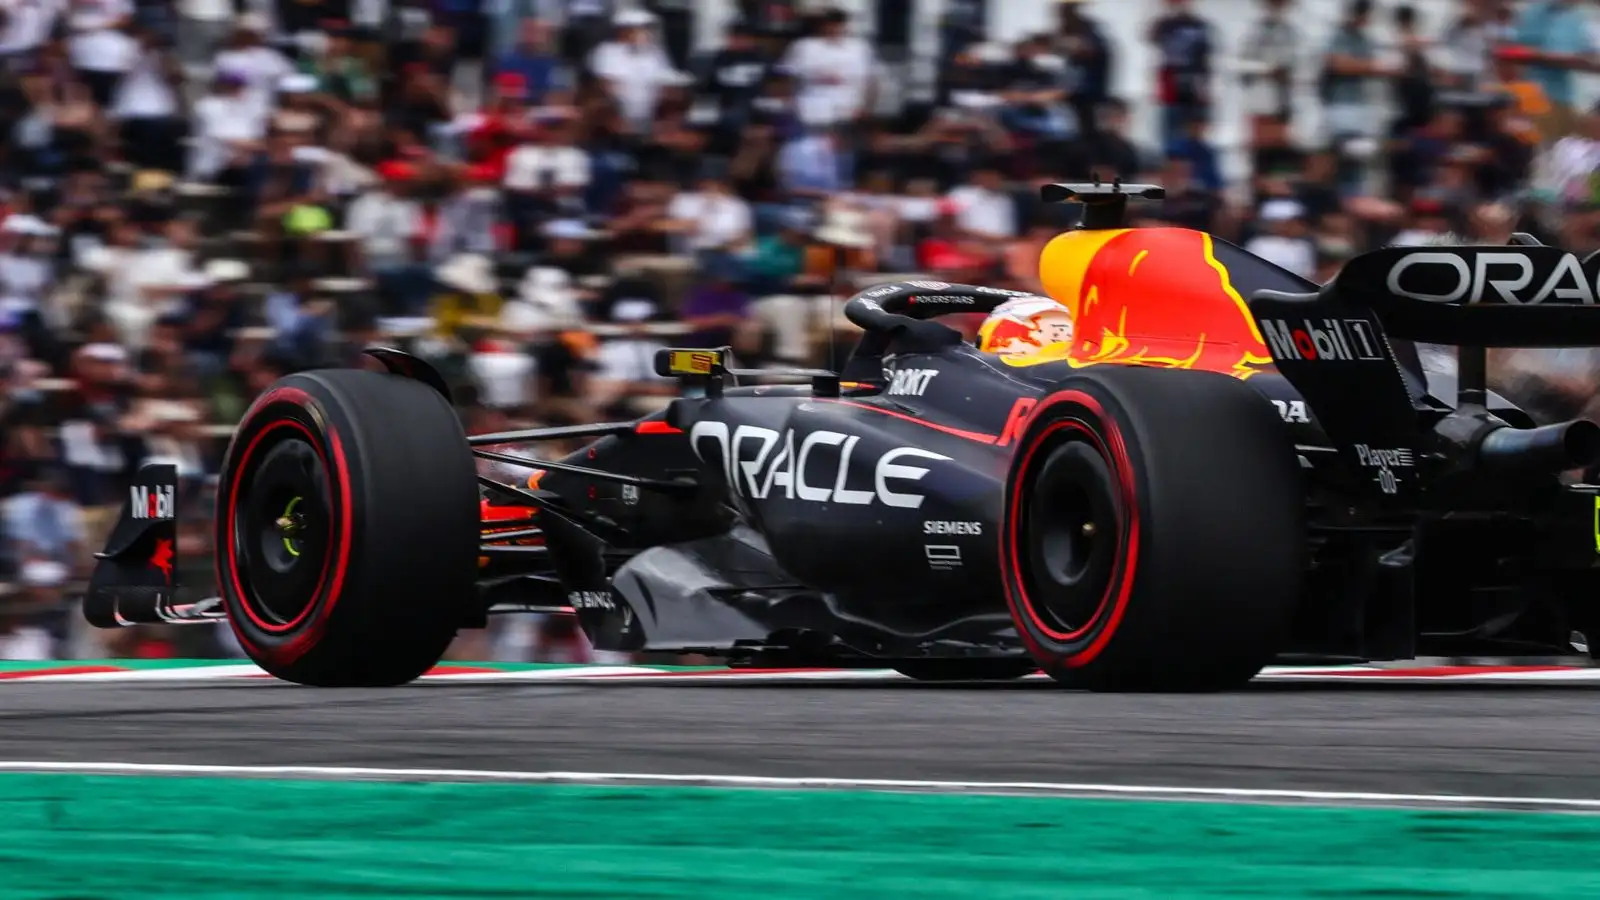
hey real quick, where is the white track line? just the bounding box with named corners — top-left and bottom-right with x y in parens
top-left (1263, 668), bottom-right (1600, 682)
top-left (0, 761), bottom-right (1597, 810)
top-left (6, 665), bottom-right (267, 683)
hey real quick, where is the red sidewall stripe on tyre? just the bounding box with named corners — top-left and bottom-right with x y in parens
top-left (224, 419), bottom-right (329, 635)
top-left (1009, 420), bottom-right (1112, 643)
top-left (219, 386), bottom-right (354, 665)
top-left (1002, 389), bottom-right (1141, 669)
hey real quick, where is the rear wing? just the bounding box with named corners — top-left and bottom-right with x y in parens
top-left (1324, 243), bottom-right (1600, 347)
top-left (1245, 239), bottom-right (1600, 503)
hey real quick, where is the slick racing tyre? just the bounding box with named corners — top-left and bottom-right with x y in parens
top-left (999, 366), bottom-right (1304, 692)
top-left (216, 369), bottom-right (479, 686)
top-left (892, 660), bottom-right (1037, 682)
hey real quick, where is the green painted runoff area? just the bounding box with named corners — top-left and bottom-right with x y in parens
top-left (3, 775), bottom-right (1599, 898)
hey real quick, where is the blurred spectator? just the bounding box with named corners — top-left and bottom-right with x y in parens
top-left (298, 27), bottom-right (379, 110)
top-left (1513, 0), bottom-right (1597, 138)
top-left (349, 161), bottom-right (429, 315)
top-left (213, 16), bottom-right (293, 121)
top-left (0, 217), bottom-right (58, 325)
top-left (781, 7), bottom-right (875, 128)
top-left (1, 468), bottom-right (83, 658)
top-left (432, 252), bottom-right (501, 340)
top-left (190, 71), bottom-right (266, 181)
top-left (1239, 0), bottom-right (1296, 142)
top-left (431, 164), bottom-right (507, 261)
top-left (1542, 104), bottom-right (1600, 208)
top-left (495, 19), bottom-right (567, 106)
top-left (1391, 108), bottom-right (1475, 204)
top-left (589, 10), bottom-right (684, 132)
top-left (1440, 1), bottom-right (1499, 91)
top-left (435, 0), bottom-right (492, 77)
top-left (1245, 198), bottom-right (1316, 279)
top-left (2, 469), bottom-right (83, 578)
top-left (1391, 196), bottom-right (1458, 246)
top-left (1164, 115), bottom-right (1223, 193)
top-left (1390, 5), bottom-right (1435, 139)
top-left (1002, 36), bottom-right (1077, 148)
top-left (69, 0), bottom-right (138, 108)
top-left (589, 280), bottom-right (675, 417)
top-left (503, 111), bottom-right (592, 244)
top-left (947, 160), bottom-right (1018, 240)
top-left (1052, 0), bottom-right (1112, 138)
top-left (1147, 0), bottom-right (1213, 150)
top-left (776, 124), bottom-right (847, 201)
top-left (810, 204), bottom-right (877, 278)
top-left (1489, 48), bottom-right (1552, 147)
top-left (1320, 0), bottom-right (1390, 155)
top-left (111, 29), bottom-right (185, 173)
top-left (665, 168), bottom-right (753, 271)
top-left (680, 264), bottom-right (748, 348)
top-left (696, 20), bottom-right (772, 157)
top-left (1088, 97), bottom-right (1154, 180)
top-left (742, 206), bottom-right (808, 292)
top-left (1157, 155), bottom-right (1221, 232)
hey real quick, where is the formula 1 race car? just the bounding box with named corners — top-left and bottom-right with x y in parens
top-left (86, 182), bottom-right (1600, 690)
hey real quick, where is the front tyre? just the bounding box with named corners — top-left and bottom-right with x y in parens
top-left (216, 370), bottom-right (479, 686)
top-left (999, 366), bottom-right (1304, 692)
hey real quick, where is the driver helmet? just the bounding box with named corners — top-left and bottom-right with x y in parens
top-left (977, 295), bottom-right (1075, 358)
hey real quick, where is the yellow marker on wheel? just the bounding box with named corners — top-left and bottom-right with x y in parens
top-left (278, 497), bottom-right (303, 557)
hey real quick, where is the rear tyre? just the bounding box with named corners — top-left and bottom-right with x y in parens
top-left (892, 660), bottom-right (1037, 682)
top-left (999, 366), bottom-right (1304, 692)
top-left (216, 370), bottom-right (479, 686)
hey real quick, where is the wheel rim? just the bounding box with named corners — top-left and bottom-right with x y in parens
top-left (1022, 437), bottom-right (1121, 639)
top-left (233, 436), bottom-right (332, 629)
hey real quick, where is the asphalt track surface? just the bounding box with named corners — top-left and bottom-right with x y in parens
top-left (5, 680), bottom-right (1600, 801)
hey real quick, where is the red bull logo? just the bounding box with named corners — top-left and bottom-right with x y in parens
top-left (1025, 227), bottom-right (1274, 379)
top-left (149, 538), bottom-right (173, 581)
top-left (978, 297), bottom-right (1075, 358)
top-left (979, 314), bottom-right (1039, 354)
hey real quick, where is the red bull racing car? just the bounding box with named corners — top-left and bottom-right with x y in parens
top-left (86, 183), bottom-right (1600, 690)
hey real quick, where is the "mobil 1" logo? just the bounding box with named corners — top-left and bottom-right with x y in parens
top-left (1259, 317), bottom-right (1386, 363)
top-left (130, 484), bottom-right (175, 520)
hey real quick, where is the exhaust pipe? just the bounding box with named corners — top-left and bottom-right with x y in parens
top-left (1477, 419), bottom-right (1600, 472)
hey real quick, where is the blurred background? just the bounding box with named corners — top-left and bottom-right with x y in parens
top-left (2, 0), bottom-right (1599, 663)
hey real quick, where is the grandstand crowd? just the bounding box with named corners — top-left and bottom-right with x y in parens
top-left (2, 0), bottom-right (1600, 661)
